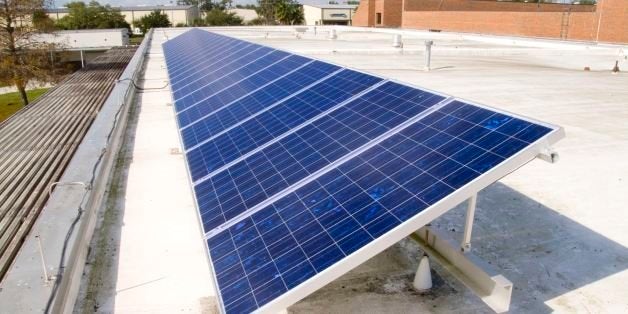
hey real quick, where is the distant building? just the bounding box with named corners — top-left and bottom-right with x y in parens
top-left (34, 29), bottom-right (130, 65)
top-left (228, 8), bottom-right (258, 23)
top-left (302, 4), bottom-right (357, 26)
top-left (352, 0), bottom-right (627, 43)
top-left (36, 29), bottom-right (129, 49)
top-left (47, 5), bottom-right (200, 30)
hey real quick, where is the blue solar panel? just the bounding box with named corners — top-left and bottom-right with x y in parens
top-left (163, 30), bottom-right (225, 69)
top-left (185, 69), bottom-right (383, 182)
top-left (180, 61), bottom-right (341, 149)
top-left (205, 100), bottom-right (553, 313)
top-left (170, 42), bottom-right (259, 93)
top-left (173, 47), bottom-right (281, 110)
top-left (162, 29), bottom-right (561, 314)
top-left (167, 36), bottom-right (247, 82)
top-left (193, 81), bottom-right (445, 232)
top-left (176, 55), bottom-right (330, 129)
top-left (164, 31), bottom-right (244, 70)
top-left (165, 36), bottom-right (235, 74)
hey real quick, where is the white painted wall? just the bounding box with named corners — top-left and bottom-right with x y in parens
top-left (303, 5), bottom-right (356, 26)
top-left (228, 9), bottom-right (258, 23)
top-left (47, 7), bottom-right (199, 28)
top-left (303, 5), bottom-right (323, 26)
top-left (36, 29), bottom-right (129, 49)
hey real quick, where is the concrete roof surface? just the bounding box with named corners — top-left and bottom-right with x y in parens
top-left (74, 26), bottom-right (628, 313)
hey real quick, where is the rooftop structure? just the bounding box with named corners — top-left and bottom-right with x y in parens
top-left (303, 4), bottom-right (358, 26)
top-left (46, 5), bottom-right (200, 29)
top-left (0, 47), bottom-right (136, 281)
top-left (0, 26), bottom-right (626, 313)
top-left (352, 0), bottom-right (628, 43)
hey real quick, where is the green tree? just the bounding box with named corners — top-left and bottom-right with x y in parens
top-left (177, 0), bottom-right (233, 11)
top-left (204, 8), bottom-right (243, 26)
top-left (256, 0), bottom-right (302, 25)
top-left (276, 0), bottom-right (303, 25)
top-left (255, 0), bottom-right (277, 25)
top-left (32, 9), bottom-right (55, 32)
top-left (56, 1), bottom-right (130, 30)
top-left (135, 10), bottom-right (171, 35)
top-left (235, 4), bottom-right (257, 9)
top-left (0, 0), bottom-right (63, 106)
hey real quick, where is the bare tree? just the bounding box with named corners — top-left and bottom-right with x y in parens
top-left (0, 0), bottom-right (60, 106)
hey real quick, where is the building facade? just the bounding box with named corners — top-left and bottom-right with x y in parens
top-left (303, 4), bottom-right (358, 26)
top-left (352, 0), bottom-right (628, 43)
top-left (47, 5), bottom-right (200, 29)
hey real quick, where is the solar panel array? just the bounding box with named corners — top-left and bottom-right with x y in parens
top-left (163, 29), bottom-right (560, 314)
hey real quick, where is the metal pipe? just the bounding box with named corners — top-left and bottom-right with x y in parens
top-left (424, 40), bottom-right (433, 71)
top-left (392, 34), bottom-right (403, 48)
top-left (461, 194), bottom-right (477, 252)
top-left (48, 181), bottom-right (88, 198)
top-left (36, 235), bottom-right (52, 284)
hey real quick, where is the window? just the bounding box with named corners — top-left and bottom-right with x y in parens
top-left (376, 13), bottom-right (382, 25)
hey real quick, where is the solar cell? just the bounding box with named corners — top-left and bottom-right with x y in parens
top-left (162, 29), bottom-right (563, 314)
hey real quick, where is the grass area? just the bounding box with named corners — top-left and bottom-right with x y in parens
top-left (0, 88), bottom-right (50, 123)
top-left (129, 36), bottom-right (144, 45)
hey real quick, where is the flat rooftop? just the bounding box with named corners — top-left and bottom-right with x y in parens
top-left (32, 27), bottom-right (628, 313)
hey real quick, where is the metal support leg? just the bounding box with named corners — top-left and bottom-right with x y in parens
top-left (80, 50), bottom-right (85, 68)
top-left (461, 194), bottom-right (477, 253)
top-left (424, 40), bottom-right (433, 71)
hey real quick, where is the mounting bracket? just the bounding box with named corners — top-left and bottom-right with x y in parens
top-left (410, 206), bottom-right (513, 313)
top-left (537, 146), bottom-right (559, 163)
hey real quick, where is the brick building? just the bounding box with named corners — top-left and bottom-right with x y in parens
top-left (352, 0), bottom-right (628, 43)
